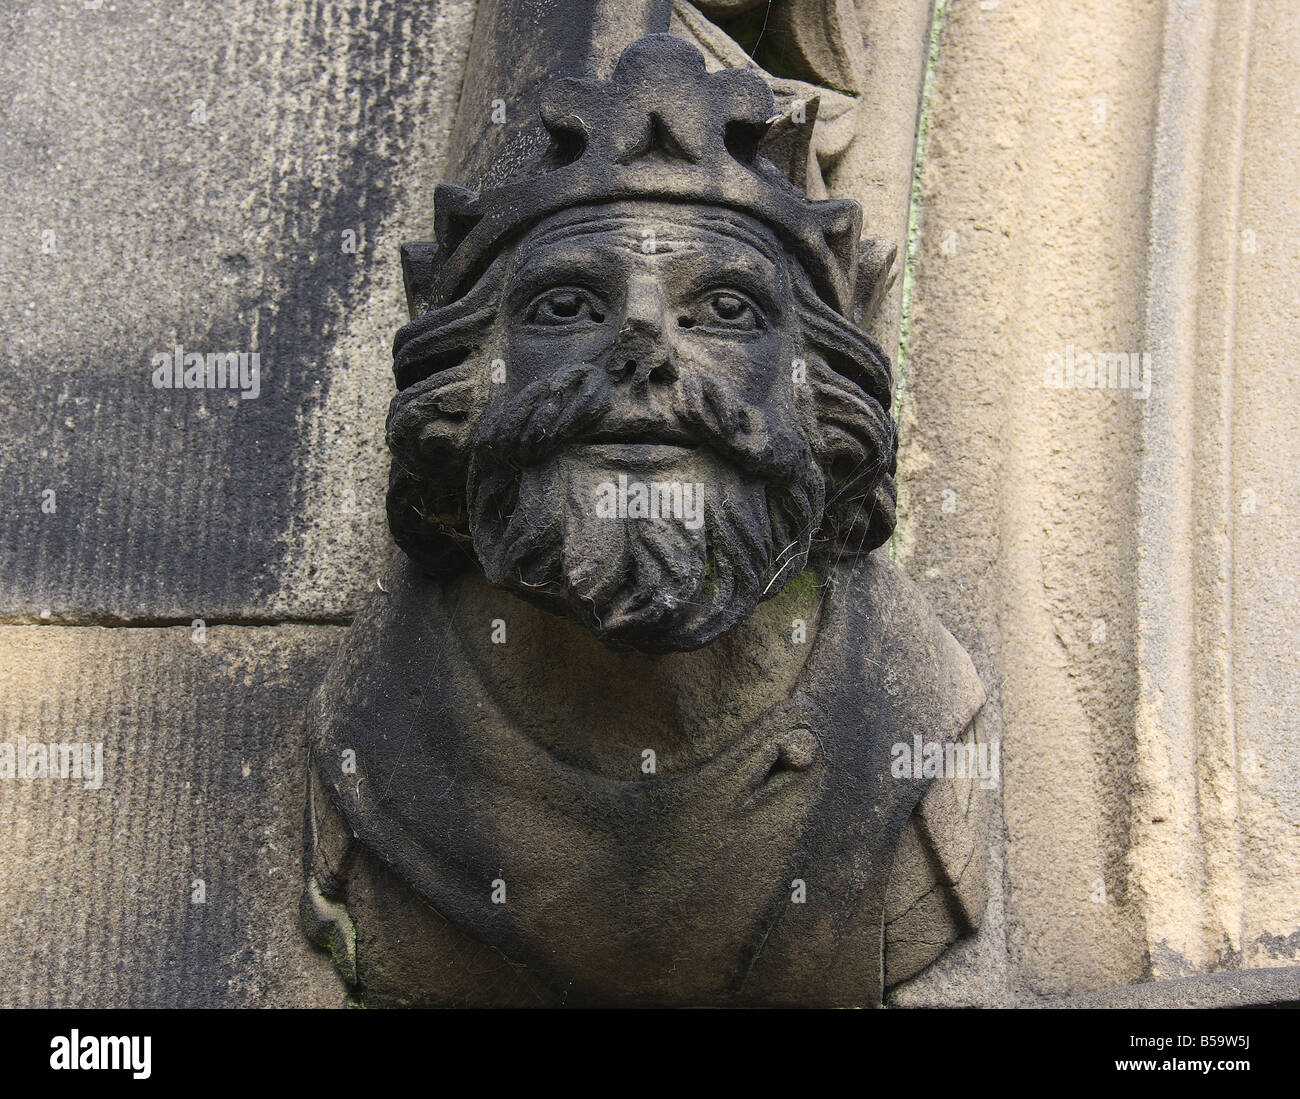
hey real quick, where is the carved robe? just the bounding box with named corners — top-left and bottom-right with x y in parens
top-left (304, 552), bottom-right (986, 1006)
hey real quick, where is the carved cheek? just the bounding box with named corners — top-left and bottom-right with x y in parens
top-left (743, 331), bottom-right (802, 427)
top-left (682, 328), bottom-right (790, 405)
top-left (504, 323), bottom-right (613, 390)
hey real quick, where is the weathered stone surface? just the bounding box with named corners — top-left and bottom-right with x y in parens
top-left (887, 0), bottom-right (1164, 1002)
top-left (891, 0), bottom-right (1300, 1004)
top-left (1049, 966), bottom-right (1300, 1009)
top-left (0, 624), bottom-right (343, 1007)
top-left (0, 0), bottom-right (475, 622)
top-left (885, 716), bottom-right (992, 988)
top-left (1130, 0), bottom-right (1300, 978)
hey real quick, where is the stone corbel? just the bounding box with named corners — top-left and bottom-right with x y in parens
top-left (301, 0), bottom-right (986, 1008)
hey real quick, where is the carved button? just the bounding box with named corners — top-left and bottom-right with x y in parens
top-left (776, 726), bottom-right (819, 771)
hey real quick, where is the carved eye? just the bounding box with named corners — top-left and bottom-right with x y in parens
top-left (527, 287), bottom-right (606, 326)
top-left (680, 290), bottom-right (763, 331)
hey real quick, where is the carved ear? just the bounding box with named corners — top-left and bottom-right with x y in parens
top-left (392, 252), bottom-right (509, 390)
top-left (853, 237), bottom-right (899, 328)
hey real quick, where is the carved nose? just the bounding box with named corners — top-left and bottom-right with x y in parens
top-left (608, 319), bottom-right (680, 389)
top-left (609, 284), bottom-right (679, 389)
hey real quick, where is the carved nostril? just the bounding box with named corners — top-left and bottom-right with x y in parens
top-left (611, 354), bottom-right (678, 387)
top-left (605, 358), bottom-right (635, 380)
top-left (648, 360), bottom-right (678, 383)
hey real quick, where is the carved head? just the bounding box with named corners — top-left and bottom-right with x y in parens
top-left (385, 35), bottom-right (897, 653)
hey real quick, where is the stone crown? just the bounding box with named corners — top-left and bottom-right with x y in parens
top-left (405, 34), bottom-right (864, 317)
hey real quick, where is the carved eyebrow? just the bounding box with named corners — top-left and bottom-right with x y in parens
top-left (507, 244), bottom-right (621, 304)
top-left (679, 252), bottom-right (785, 319)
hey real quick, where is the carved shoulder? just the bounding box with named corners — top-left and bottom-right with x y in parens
top-left (883, 713), bottom-right (991, 990)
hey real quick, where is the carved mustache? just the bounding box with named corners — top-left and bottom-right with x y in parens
top-left (471, 362), bottom-right (814, 484)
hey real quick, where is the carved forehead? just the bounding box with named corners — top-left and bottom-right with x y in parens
top-left (512, 201), bottom-right (788, 275)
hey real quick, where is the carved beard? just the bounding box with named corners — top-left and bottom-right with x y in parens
top-left (465, 364), bottom-right (825, 652)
